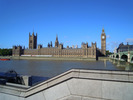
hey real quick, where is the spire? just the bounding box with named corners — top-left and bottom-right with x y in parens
top-left (102, 27), bottom-right (104, 33)
top-left (56, 34), bottom-right (58, 41)
top-left (33, 27), bottom-right (34, 32)
top-left (55, 34), bottom-right (59, 47)
top-left (32, 27), bottom-right (34, 35)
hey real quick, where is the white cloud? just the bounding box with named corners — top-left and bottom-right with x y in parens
top-left (64, 36), bottom-right (68, 39)
top-left (107, 41), bottom-right (120, 52)
top-left (65, 41), bottom-right (70, 43)
top-left (111, 41), bottom-right (119, 47)
top-left (107, 42), bottom-right (110, 45)
top-left (107, 35), bottom-right (111, 38)
top-left (126, 38), bottom-right (133, 43)
top-left (85, 36), bottom-right (90, 39)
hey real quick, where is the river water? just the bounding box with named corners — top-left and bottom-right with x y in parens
top-left (0, 59), bottom-right (133, 78)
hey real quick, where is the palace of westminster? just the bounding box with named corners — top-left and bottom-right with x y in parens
top-left (12, 29), bottom-right (106, 59)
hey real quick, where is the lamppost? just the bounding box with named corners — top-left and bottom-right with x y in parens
top-left (128, 42), bottom-right (130, 63)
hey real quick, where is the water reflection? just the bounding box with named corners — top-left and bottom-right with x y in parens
top-left (109, 59), bottom-right (133, 71)
top-left (0, 59), bottom-right (133, 77)
top-left (104, 59), bottom-right (107, 67)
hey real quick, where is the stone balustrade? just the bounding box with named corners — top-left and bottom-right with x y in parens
top-left (0, 69), bottom-right (133, 100)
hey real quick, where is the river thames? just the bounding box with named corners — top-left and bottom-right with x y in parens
top-left (0, 59), bottom-right (133, 78)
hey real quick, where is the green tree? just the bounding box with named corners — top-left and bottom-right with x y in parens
top-left (106, 50), bottom-right (113, 56)
top-left (0, 48), bottom-right (12, 56)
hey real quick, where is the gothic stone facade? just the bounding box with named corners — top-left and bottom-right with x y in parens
top-left (29, 32), bottom-right (37, 49)
top-left (117, 43), bottom-right (133, 53)
top-left (13, 43), bottom-right (97, 58)
top-left (101, 28), bottom-right (106, 56)
top-left (12, 29), bottom-right (106, 58)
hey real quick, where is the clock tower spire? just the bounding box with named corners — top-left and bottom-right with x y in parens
top-left (101, 28), bottom-right (106, 56)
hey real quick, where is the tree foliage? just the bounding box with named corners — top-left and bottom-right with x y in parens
top-left (0, 49), bottom-right (12, 56)
top-left (106, 50), bottom-right (113, 56)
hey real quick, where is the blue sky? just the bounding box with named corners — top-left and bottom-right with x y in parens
top-left (0, 0), bottom-right (133, 52)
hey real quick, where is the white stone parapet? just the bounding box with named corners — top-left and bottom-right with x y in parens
top-left (0, 69), bottom-right (133, 100)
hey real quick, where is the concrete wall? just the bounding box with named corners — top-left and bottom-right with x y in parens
top-left (0, 69), bottom-right (133, 100)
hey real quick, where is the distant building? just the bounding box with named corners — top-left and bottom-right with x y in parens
top-left (114, 47), bottom-right (117, 53)
top-left (75, 45), bottom-right (78, 48)
top-left (12, 46), bottom-right (23, 56)
top-left (117, 43), bottom-right (133, 52)
top-left (101, 28), bottom-right (106, 55)
top-left (29, 32), bottom-right (37, 49)
top-left (55, 35), bottom-right (59, 47)
top-left (72, 45), bottom-right (74, 49)
top-left (12, 29), bottom-right (106, 58)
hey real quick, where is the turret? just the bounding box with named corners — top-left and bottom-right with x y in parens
top-left (81, 42), bottom-right (88, 49)
top-left (29, 31), bottom-right (37, 49)
top-left (55, 35), bottom-right (59, 47)
top-left (101, 28), bottom-right (106, 56)
top-left (59, 43), bottom-right (63, 49)
top-left (38, 44), bottom-right (42, 49)
top-left (12, 45), bottom-right (23, 56)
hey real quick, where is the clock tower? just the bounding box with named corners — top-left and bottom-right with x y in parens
top-left (101, 28), bottom-right (106, 56)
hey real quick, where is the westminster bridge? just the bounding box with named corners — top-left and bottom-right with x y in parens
top-left (110, 51), bottom-right (133, 63)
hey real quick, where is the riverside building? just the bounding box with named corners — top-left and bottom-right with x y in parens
top-left (12, 29), bottom-right (106, 59)
top-left (117, 42), bottom-right (133, 53)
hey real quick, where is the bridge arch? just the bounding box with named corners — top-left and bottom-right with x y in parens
top-left (113, 55), bottom-right (115, 58)
top-left (116, 54), bottom-right (119, 59)
top-left (121, 54), bottom-right (128, 62)
top-left (131, 56), bottom-right (133, 63)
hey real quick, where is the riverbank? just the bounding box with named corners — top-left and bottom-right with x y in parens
top-left (98, 57), bottom-right (109, 61)
top-left (0, 56), bottom-right (11, 59)
top-left (11, 56), bottom-right (97, 61)
top-left (0, 56), bottom-right (109, 61)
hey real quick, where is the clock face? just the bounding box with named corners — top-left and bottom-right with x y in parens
top-left (102, 36), bottom-right (105, 39)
